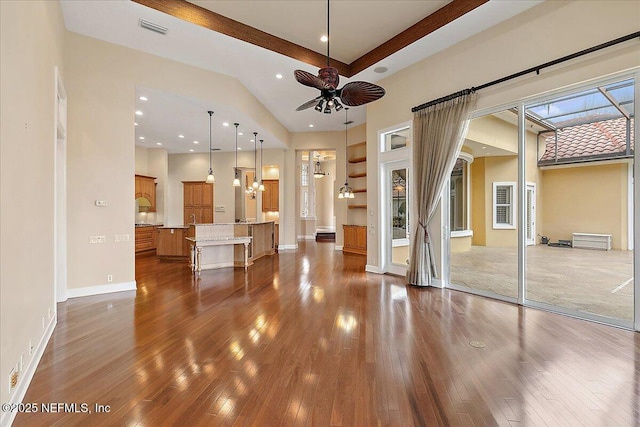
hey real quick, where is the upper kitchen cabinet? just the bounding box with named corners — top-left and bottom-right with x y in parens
top-left (261, 179), bottom-right (279, 212)
top-left (135, 174), bottom-right (156, 212)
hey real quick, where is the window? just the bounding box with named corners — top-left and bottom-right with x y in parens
top-left (493, 182), bottom-right (516, 229)
top-left (381, 126), bottom-right (410, 152)
top-left (301, 163), bottom-right (309, 187)
top-left (450, 153), bottom-right (473, 234)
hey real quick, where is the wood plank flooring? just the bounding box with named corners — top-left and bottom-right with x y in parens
top-left (14, 241), bottom-right (640, 426)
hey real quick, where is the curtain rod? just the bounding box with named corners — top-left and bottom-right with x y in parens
top-left (411, 31), bottom-right (640, 113)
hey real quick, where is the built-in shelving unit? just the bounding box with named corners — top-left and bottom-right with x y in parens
top-left (344, 141), bottom-right (367, 253)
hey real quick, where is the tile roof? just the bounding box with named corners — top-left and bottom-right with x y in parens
top-left (540, 117), bottom-right (634, 163)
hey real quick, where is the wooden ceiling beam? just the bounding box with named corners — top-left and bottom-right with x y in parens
top-left (133, 0), bottom-right (488, 78)
top-left (349, 0), bottom-right (489, 76)
top-left (133, 0), bottom-right (351, 76)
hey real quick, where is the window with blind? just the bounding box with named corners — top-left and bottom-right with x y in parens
top-left (493, 182), bottom-right (516, 229)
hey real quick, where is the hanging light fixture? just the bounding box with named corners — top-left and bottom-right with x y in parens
top-left (232, 123), bottom-right (241, 187)
top-left (313, 154), bottom-right (326, 179)
top-left (205, 110), bottom-right (215, 184)
top-left (246, 132), bottom-right (258, 197)
top-left (339, 108), bottom-right (355, 199)
top-left (252, 133), bottom-right (259, 189)
top-left (258, 139), bottom-right (265, 192)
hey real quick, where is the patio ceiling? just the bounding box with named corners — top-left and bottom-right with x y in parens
top-left (526, 79), bottom-right (635, 130)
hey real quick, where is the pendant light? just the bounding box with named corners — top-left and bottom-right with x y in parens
top-left (258, 139), bottom-right (265, 192)
top-left (313, 155), bottom-right (326, 179)
top-left (232, 123), bottom-right (241, 187)
top-left (338, 108), bottom-right (354, 199)
top-left (205, 110), bottom-right (215, 184)
top-left (252, 132), bottom-right (259, 189)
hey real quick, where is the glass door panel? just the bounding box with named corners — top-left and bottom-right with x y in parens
top-left (383, 161), bottom-right (410, 275)
top-left (524, 78), bottom-right (635, 325)
top-left (449, 108), bottom-right (520, 300)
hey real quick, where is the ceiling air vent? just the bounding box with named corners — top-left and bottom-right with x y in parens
top-left (139, 19), bottom-right (168, 35)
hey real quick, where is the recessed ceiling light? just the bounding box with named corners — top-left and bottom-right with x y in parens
top-left (223, 122), bottom-right (229, 127)
top-left (373, 67), bottom-right (388, 74)
top-left (237, 147), bottom-right (242, 150)
top-left (481, 146), bottom-right (486, 149)
top-left (138, 96), bottom-right (148, 101)
top-left (139, 136), bottom-right (145, 140)
top-left (178, 134), bottom-right (184, 138)
top-left (238, 132), bottom-right (243, 136)
top-left (275, 74), bottom-right (283, 79)
top-left (320, 35), bottom-right (328, 42)
top-left (135, 110), bottom-right (143, 116)
top-left (156, 142), bottom-right (162, 146)
top-left (189, 149), bottom-right (194, 152)
top-left (193, 140), bottom-right (199, 144)
top-left (309, 124), bottom-right (314, 128)
top-left (250, 139), bottom-right (254, 142)
top-left (134, 122), bottom-right (138, 126)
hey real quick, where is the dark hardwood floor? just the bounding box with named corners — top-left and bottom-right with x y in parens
top-left (14, 241), bottom-right (640, 426)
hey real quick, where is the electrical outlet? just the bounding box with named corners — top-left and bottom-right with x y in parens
top-left (107, 275), bottom-right (113, 283)
top-left (114, 234), bottom-right (130, 242)
top-left (89, 235), bottom-right (106, 244)
top-left (95, 200), bottom-right (107, 207)
top-left (29, 341), bottom-right (33, 356)
top-left (42, 316), bottom-right (45, 329)
top-left (48, 307), bottom-right (52, 319)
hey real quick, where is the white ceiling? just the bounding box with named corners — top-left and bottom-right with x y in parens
top-left (60, 0), bottom-right (543, 153)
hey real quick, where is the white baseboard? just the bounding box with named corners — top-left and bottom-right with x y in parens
top-left (365, 264), bottom-right (383, 274)
top-left (335, 245), bottom-right (343, 251)
top-left (67, 281), bottom-right (136, 299)
top-left (279, 244), bottom-right (298, 250)
top-left (0, 315), bottom-right (56, 427)
top-left (297, 235), bottom-right (315, 240)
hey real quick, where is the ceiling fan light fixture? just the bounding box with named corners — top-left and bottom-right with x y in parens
top-left (323, 104), bottom-right (331, 114)
top-left (315, 100), bottom-right (324, 112)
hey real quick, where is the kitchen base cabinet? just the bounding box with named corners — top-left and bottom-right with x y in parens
top-left (135, 226), bottom-right (157, 253)
top-left (156, 227), bottom-right (189, 257)
top-left (343, 225), bottom-right (367, 255)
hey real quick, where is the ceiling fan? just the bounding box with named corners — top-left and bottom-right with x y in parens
top-left (294, 0), bottom-right (385, 113)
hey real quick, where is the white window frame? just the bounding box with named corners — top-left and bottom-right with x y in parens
top-left (450, 152), bottom-right (474, 237)
top-left (493, 182), bottom-right (516, 229)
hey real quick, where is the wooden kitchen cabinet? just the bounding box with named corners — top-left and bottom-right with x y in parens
top-left (343, 225), bottom-right (367, 255)
top-left (135, 226), bottom-right (157, 253)
top-left (135, 174), bottom-right (156, 212)
top-left (261, 180), bottom-right (279, 212)
top-left (156, 227), bottom-right (189, 257)
top-left (183, 181), bottom-right (214, 223)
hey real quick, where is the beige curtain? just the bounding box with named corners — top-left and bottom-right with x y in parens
top-left (407, 92), bottom-right (477, 286)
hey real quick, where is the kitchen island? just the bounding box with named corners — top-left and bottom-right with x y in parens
top-left (186, 221), bottom-right (276, 272)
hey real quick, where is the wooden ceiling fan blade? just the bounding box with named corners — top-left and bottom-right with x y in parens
top-left (339, 81), bottom-right (386, 106)
top-left (296, 96), bottom-right (323, 111)
top-left (294, 70), bottom-right (328, 90)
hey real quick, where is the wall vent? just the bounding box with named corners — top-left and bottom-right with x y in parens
top-left (139, 19), bottom-right (168, 35)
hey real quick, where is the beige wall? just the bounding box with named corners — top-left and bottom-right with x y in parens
top-left (316, 159), bottom-right (336, 229)
top-left (366, 0), bottom-right (639, 271)
top-left (541, 162), bottom-right (629, 250)
top-left (1, 0), bottom-right (65, 410)
top-left (64, 30), bottom-right (290, 291)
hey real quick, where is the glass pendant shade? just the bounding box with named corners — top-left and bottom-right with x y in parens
top-left (258, 182), bottom-right (265, 192)
top-left (206, 170), bottom-right (215, 184)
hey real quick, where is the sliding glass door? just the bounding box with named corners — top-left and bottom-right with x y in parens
top-left (447, 74), bottom-right (636, 329)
